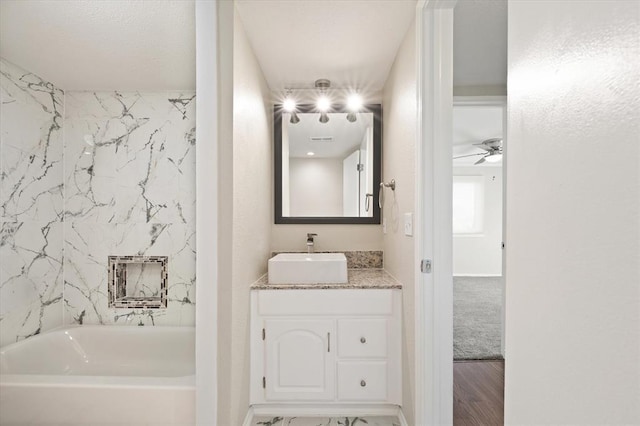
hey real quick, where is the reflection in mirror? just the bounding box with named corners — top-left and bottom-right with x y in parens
top-left (275, 105), bottom-right (381, 224)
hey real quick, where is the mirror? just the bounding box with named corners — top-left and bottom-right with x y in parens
top-left (275, 104), bottom-right (381, 224)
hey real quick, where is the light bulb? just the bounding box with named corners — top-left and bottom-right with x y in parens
top-left (283, 97), bottom-right (296, 112)
top-left (317, 96), bottom-right (331, 112)
top-left (347, 94), bottom-right (363, 112)
top-left (307, 152), bottom-right (315, 156)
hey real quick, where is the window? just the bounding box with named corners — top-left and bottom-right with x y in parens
top-left (453, 176), bottom-right (484, 234)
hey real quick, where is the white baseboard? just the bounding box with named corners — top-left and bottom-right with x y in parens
top-left (453, 274), bottom-right (502, 277)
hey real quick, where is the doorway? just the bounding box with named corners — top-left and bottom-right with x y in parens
top-left (452, 98), bottom-right (505, 361)
top-left (451, 97), bottom-right (506, 425)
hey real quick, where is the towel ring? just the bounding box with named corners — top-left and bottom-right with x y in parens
top-left (379, 179), bottom-right (396, 208)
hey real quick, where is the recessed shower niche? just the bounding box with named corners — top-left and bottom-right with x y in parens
top-left (108, 256), bottom-right (168, 309)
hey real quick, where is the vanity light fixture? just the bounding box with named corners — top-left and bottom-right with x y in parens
top-left (315, 79), bottom-right (332, 123)
top-left (317, 96), bottom-right (331, 123)
top-left (346, 93), bottom-right (363, 122)
top-left (289, 110), bottom-right (301, 124)
top-left (317, 96), bottom-right (331, 112)
top-left (283, 91), bottom-right (300, 124)
top-left (283, 80), bottom-right (367, 124)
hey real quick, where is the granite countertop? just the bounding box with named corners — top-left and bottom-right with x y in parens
top-left (250, 268), bottom-right (402, 290)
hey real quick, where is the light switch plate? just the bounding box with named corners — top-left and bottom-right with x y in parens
top-left (404, 213), bottom-right (413, 236)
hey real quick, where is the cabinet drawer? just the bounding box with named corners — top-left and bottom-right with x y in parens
top-left (338, 319), bottom-right (388, 358)
top-left (337, 362), bottom-right (387, 401)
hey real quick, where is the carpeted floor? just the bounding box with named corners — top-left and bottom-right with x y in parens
top-left (454, 276), bottom-right (503, 360)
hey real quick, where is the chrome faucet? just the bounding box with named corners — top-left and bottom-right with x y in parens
top-left (306, 233), bottom-right (318, 253)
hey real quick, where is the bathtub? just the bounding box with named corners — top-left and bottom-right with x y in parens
top-left (0, 325), bottom-right (195, 425)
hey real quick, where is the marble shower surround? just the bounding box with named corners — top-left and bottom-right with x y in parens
top-left (0, 59), bottom-right (64, 347)
top-left (63, 91), bottom-right (196, 327)
top-left (1, 57), bottom-right (196, 347)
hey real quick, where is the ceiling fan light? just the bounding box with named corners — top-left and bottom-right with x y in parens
top-left (485, 153), bottom-right (503, 163)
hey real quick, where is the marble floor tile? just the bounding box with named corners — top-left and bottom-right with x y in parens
top-left (251, 416), bottom-right (401, 426)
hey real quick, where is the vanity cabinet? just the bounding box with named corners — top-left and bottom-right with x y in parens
top-left (250, 289), bottom-right (402, 406)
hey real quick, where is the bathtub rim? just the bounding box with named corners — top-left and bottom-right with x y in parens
top-left (0, 324), bottom-right (195, 389)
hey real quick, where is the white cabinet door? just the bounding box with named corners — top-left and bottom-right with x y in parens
top-left (264, 319), bottom-right (335, 401)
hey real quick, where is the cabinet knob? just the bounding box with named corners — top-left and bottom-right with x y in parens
top-left (360, 380), bottom-right (366, 387)
top-left (360, 337), bottom-right (366, 344)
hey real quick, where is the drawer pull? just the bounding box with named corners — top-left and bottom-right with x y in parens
top-left (360, 380), bottom-right (366, 387)
top-left (360, 337), bottom-right (366, 344)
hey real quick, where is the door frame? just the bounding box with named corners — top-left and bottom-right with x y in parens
top-left (414, 1), bottom-right (456, 425)
top-left (195, 1), bottom-right (219, 424)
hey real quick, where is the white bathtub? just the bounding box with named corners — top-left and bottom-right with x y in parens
top-left (0, 325), bottom-right (195, 425)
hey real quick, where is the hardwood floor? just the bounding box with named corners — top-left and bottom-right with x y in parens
top-left (453, 360), bottom-right (505, 426)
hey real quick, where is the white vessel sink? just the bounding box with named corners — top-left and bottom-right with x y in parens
top-left (268, 253), bottom-right (348, 284)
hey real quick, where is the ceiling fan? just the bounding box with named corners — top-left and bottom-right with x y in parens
top-left (453, 138), bottom-right (503, 165)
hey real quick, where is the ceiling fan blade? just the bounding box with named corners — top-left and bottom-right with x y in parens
top-left (453, 152), bottom-right (485, 159)
top-left (474, 138), bottom-right (503, 152)
top-left (473, 143), bottom-right (493, 152)
top-left (474, 156), bottom-right (487, 165)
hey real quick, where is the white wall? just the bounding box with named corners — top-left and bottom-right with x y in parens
top-left (453, 166), bottom-right (502, 276)
top-left (382, 19), bottom-right (417, 426)
top-left (506, 1), bottom-right (640, 424)
top-left (289, 158), bottom-right (342, 217)
top-left (230, 9), bottom-right (273, 426)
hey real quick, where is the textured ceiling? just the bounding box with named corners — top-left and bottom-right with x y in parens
top-left (235, 0), bottom-right (417, 94)
top-left (0, 0), bottom-right (195, 91)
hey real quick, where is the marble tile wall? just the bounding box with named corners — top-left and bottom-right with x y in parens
top-left (0, 59), bottom-right (64, 347)
top-left (1, 58), bottom-right (196, 347)
top-left (63, 91), bottom-right (196, 326)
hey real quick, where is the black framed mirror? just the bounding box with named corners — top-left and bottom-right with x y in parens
top-left (274, 104), bottom-right (381, 224)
